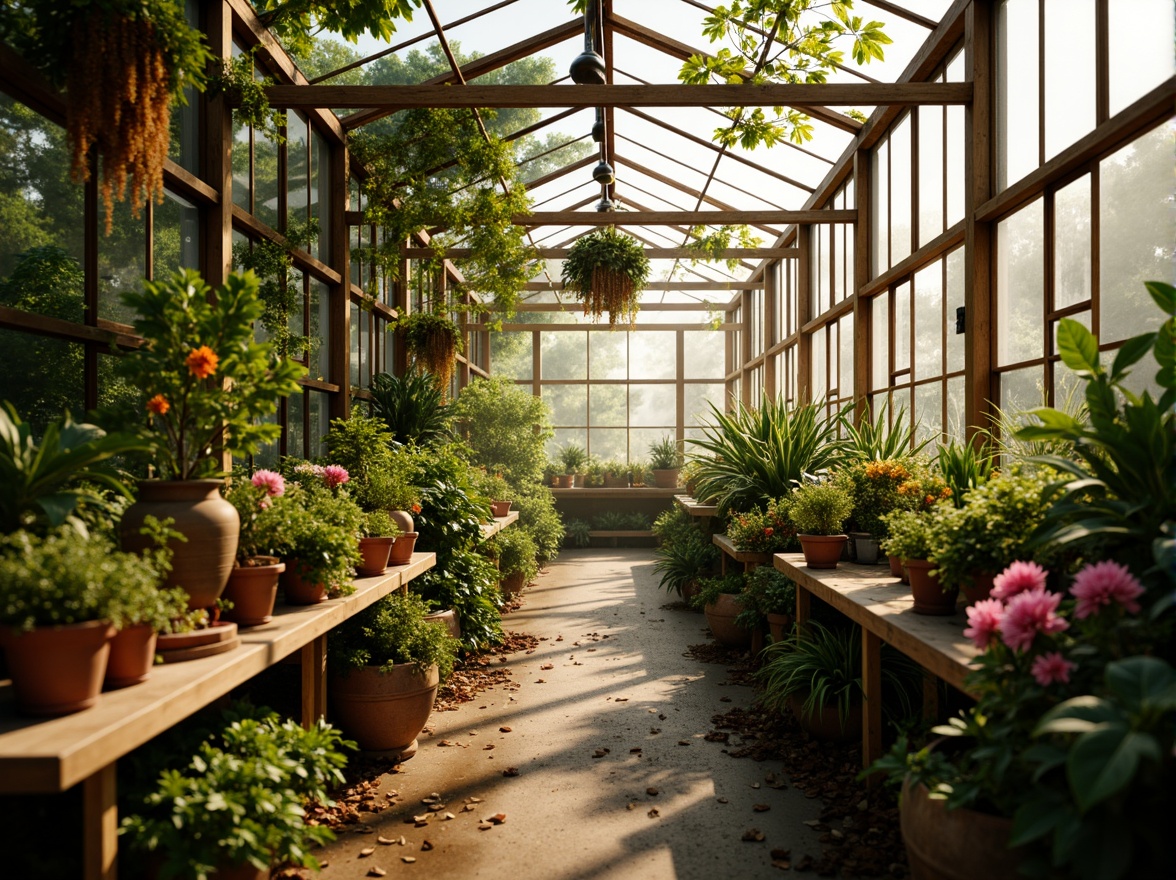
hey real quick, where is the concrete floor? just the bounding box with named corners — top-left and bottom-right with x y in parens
top-left (317, 549), bottom-right (827, 880)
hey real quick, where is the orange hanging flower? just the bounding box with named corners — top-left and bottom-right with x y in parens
top-left (146, 394), bottom-right (170, 415)
top-left (186, 345), bottom-right (219, 379)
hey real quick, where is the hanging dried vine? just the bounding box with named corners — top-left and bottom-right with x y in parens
top-left (2, 1), bottom-right (210, 235)
top-left (561, 227), bottom-right (651, 327)
top-left (399, 311), bottom-right (463, 397)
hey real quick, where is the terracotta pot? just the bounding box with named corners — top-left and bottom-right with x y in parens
top-left (331, 663), bottom-right (440, 754)
top-left (889, 554), bottom-right (909, 583)
top-left (104, 624), bottom-right (158, 689)
top-left (389, 509), bottom-right (415, 534)
top-left (423, 609), bottom-right (462, 642)
top-left (905, 559), bottom-right (959, 616)
top-left (280, 563), bottom-right (326, 606)
top-left (222, 558), bottom-right (284, 626)
top-left (651, 467), bottom-right (680, 489)
top-left (357, 536), bottom-right (395, 576)
top-left (704, 593), bottom-right (753, 647)
top-left (552, 474), bottom-right (574, 488)
top-left (387, 531), bottom-right (419, 566)
top-left (901, 779), bottom-right (1022, 880)
top-left (680, 579), bottom-right (702, 605)
top-left (603, 474), bottom-right (629, 488)
top-left (0, 619), bottom-right (114, 715)
top-left (766, 612), bottom-right (793, 643)
top-left (799, 534), bottom-right (849, 569)
top-left (121, 480), bottom-right (240, 611)
top-left (961, 571), bottom-right (996, 605)
top-left (490, 500), bottom-right (513, 517)
top-left (788, 693), bottom-right (862, 741)
top-left (851, 532), bottom-right (881, 565)
top-left (211, 861), bottom-right (269, 880)
top-left (572, 473), bottom-right (587, 488)
top-left (500, 570), bottom-right (527, 597)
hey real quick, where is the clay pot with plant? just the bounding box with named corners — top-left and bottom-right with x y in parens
top-left (271, 470), bottom-right (364, 605)
top-left (0, 529), bottom-right (163, 714)
top-left (648, 435), bottom-right (683, 488)
top-left (116, 271), bottom-right (307, 612)
top-left (558, 441), bottom-right (588, 487)
top-left (220, 470), bottom-right (293, 627)
top-left (881, 509), bottom-right (958, 615)
top-left (601, 458), bottom-right (630, 488)
top-left (357, 510), bottom-right (401, 577)
top-left (496, 528), bottom-right (539, 599)
top-left (328, 593), bottom-right (459, 756)
top-left (788, 481), bottom-right (854, 569)
top-left (736, 566), bottom-right (797, 644)
top-left (691, 573), bottom-right (752, 648)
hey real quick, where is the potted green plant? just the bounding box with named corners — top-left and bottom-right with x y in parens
top-left (398, 311), bottom-right (463, 397)
top-left (328, 593), bottom-right (459, 756)
top-left (560, 226), bottom-right (651, 326)
top-left (736, 566), bottom-right (797, 643)
top-left (788, 480), bottom-right (854, 569)
top-left (582, 457), bottom-right (605, 488)
top-left (648, 435), bottom-right (683, 488)
top-left (726, 498), bottom-right (796, 554)
top-left (564, 518), bottom-right (592, 547)
top-left (357, 510), bottom-right (401, 577)
top-left (369, 370), bottom-right (454, 447)
top-left (928, 468), bottom-right (1060, 604)
top-left (220, 470), bottom-right (289, 627)
top-left (497, 527), bottom-right (539, 598)
top-left (0, 529), bottom-right (159, 714)
top-left (122, 710), bottom-right (352, 879)
top-left (653, 530), bottom-right (719, 603)
top-left (880, 509), bottom-right (957, 614)
top-left (450, 376), bottom-right (555, 487)
top-left (601, 457), bottom-right (630, 488)
top-left (758, 621), bottom-right (919, 740)
top-left (116, 270), bottom-right (307, 612)
top-left (272, 467), bottom-right (364, 605)
top-left (0, 403), bottom-right (148, 536)
top-left (690, 573), bottom-right (752, 648)
top-left (629, 459), bottom-right (653, 487)
top-left (558, 441), bottom-right (588, 487)
top-left (837, 458), bottom-right (920, 564)
top-left (474, 470), bottom-right (515, 517)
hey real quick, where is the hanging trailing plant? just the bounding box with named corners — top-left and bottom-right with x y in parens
top-left (349, 107), bottom-right (536, 320)
top-left (2, 1), bottom-right (211, 235)
top-left (206, 50), bottom-right (286, 144)
top-left (398, 311), bottom-right (463, 396)
top-left (560, 227), bottom-right (651, 326)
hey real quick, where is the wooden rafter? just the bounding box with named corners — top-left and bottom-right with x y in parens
top-left (520, 281), bottom-right (770, 291)
top-left (402, 247), bottom-right (796, 259)
top-left (513, 209), bottom-right (854, 226)
top-left (269, 82), bottom-right (973, 110)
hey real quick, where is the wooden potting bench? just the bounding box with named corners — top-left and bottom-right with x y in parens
top-left (481, 510), bottom-right (519, 539)
top-left (0, 552), bottom-right (436, 880)
top-left (713, 532), bottom-right (773, 573)
top-left (772, 553), bottom-right (980, 772)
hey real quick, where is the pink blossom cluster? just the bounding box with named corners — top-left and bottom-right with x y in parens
top-left (963, 559), bottom-right (1145, 687)
top-left (322, 465), bottom-right (350, 489)
top-left (251, 469), bottom-right (285, 497)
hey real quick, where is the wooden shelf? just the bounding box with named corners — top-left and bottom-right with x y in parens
top-left (713, 533), bottom-right (773, 567)
top-left (587, 530), bottom-right (654, 538)
top-left (0, 553), bottom-right (435, 795)
top-left (549, 487), bottom-right (680, 499)
top-left (480, 511), bottom-right (519, 540)
top-left (674, 495), bottom-right (717, 517)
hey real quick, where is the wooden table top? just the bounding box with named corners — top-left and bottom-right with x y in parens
top-left (773, 553), bottom-right (979, 694)
top-left (0, 553), bottom-right (436, 794)
top-left (713, 533), bottom-right (774, 564)
top-left (674, 495), bottom-right (718, 517)
top-left (480, 511), bottom-right (519, 540)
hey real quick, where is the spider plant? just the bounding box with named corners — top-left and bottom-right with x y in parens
top-left (843, 403), bottom-right (930, 462)
top-left (653, 532), bottom-right (719, 596)
top-left (368, 370), bottom-right (454, 447)
top-left (935, 438), bottom-right (997, 508)
top-left (757, 621), bottom-right (921, 729)
top-left (689, 396), bottom-right (850, 514)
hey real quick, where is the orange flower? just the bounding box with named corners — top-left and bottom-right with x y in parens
top-left (411, 503), bottom-right (422, 514)
top-left (186, 345), bottom-right (219, 379)
top-left (146, 394), bottom-right (170, 415)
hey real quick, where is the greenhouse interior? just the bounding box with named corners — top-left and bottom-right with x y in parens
top-left (0, 0), bottom-right (1173, 878)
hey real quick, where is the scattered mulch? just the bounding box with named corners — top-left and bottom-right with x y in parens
top-left (689, 646), bottom-right (908, 877)
top-left (434, 631), bottom-right (539, 712)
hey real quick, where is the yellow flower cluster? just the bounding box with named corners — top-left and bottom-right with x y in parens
top-left (865, 460), bottom-right (911, 481)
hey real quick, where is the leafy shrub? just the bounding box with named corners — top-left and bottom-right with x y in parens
top-left (329, 592), bottom-right (459, 679)
top-left (497, 527), bottom-right (539, 585)
top-left (727, 499), bottom-right (796, 552)
top-left (788, 481), bottom-right (853, 536)
top-left (690, 572), bottom-right (745, 610)
top-left (451, 376), bottom-right (553, 488)
top-left (513, 483), bottom-right (564, 563)
top-left (736, 566), bottom-right (796, 629)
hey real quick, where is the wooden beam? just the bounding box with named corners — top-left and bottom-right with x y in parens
top-left (341, 19), bottom-right (584, 129)
top-left (516, 300), bottom-right (740, 310)
top-left (520, 281), bottom-right (763, 291)
top-left (404, 246), bottom-right (797, 259)
top-left (608, 12), bottom-right (862, 133)
top-left (514, 210), bottom-right (857, 226)
top-left (500, 322), bottom-right (742, 331)
top-left (268, 82), bottom-right (973, 110)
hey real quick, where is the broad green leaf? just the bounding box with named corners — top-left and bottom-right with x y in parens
top-left (1035, 695), bottom-right (1118, 735)
top-left (1010, 792), bottom-right (1065, 846)
top-left (1066, 726), bottom-right (1157, 812)
top-left (1057, 318), bottom-right (1101, 375)
top-left (1105, 656), bottom-right (1176, 711)
top-left (1110, 332), bottom-right (1156, 380)
top-left (1144, 279), bottom-right (1176, 314)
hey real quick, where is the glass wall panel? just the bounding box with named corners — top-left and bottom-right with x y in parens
top-left (98, 199), bottom-right (147, 325)
top-left (894, 281), bottom-right (911, 376)
top-left (1053, 174), bottom-right (1092, 310)
top-left (288, 388), bottom-right (306, 458)
top-left (871, 295), bottom-right (889, 391)
top-left (913, 264), bottom-right (942, 381)
top-left (286, 112), bottom-right (309, 229)
top-left (310, 277), bottom-right (330, 382)
top-left (587, 428), bottom-right (626, 460)
top-left (0, 329), bottom-right (83, 436)
top-left (541, 331), bottom-right (587, 380)
top-left (890, 113), bottom-right (913, 265)
top-left (1108, 0), bottom-right (1176, 116)
top-left (872, 140), bottom-right (889, 277)
top-left (946, 375), bottom-right (966, 440)
top-left (254, 124), bottom-right (280, 230)
top-left (919, 104), bottom-right (944, 246)
top-left (945, 248), bottom-right (965, 373)
top-left (997, 0), bottom-right (1041, 189)
top-left (308, 390), bottom-right (328, 459)
top-left (914, 382), bottom-right (943, 446)
top-left (811, 329), bottom-right (826, 401)
top-left (946, 101), bottom-right (965, 225)
top-left (491, 331), bottom-right (532, 380)
top-left (629, 384), bottom-right (675, 426)
top-left (629, 333), bottom-right (675, 379)
top-left (1000, 365), bottom-right (1045, 420)
top-left (590, 331), bottom-right (628, 379)
top-left (589, 384), bottom-right (627, 427)
top-left (684, 384), bottom-right (724, 428)
top-left (684, 330), bottom-right (724, 379)
top-left (995, 200), bottom-right (1045, 366)
top-left (546, 385), bottom-right (588, 426)
top-left (312, 131), bottom-right (331, 261)
top-left (153, 190), bottom-right (200, 278)
top-left (838, 313), bottom-right (854, 400)
top-left (1043, 0), bottom-right (1096, 160)
top-left (1099, 123), bottom-right (1176, 344)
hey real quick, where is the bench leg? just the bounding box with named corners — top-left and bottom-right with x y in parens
top-left (923, 673), bottom-right (940, 723)
top-left (795, 588), bottom-right (811, 631)
top-left (84, 763), bottom-right (118, 880)
top-left (301, 635), bottom-right (327, 729)
top-left (861, 629), bottom-right (884, 780)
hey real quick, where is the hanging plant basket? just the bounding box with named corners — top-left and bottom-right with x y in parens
top-left (561, 227), bottom-right (651, 326)
top-left (399, 312), bottom-right (463, 395)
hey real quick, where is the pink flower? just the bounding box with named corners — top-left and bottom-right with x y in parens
top-left (1070, 561), bottom-right (1145, 619)
top-left (964, 598), bottom-right (1005, 650)
top-left (991, 560), bottom-right (1048, 601)
top-left (999, 588), bottom-right (1069, 652)
top-left (251, 469), bottom-right (285, 497)
top-left (1031, 651), bottom-right (1076, 687)
top-left (322, 465), bottom-right (350, 489)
